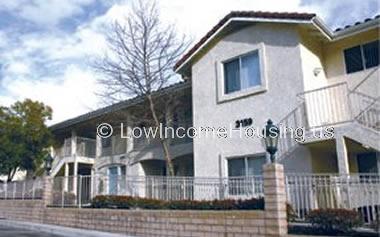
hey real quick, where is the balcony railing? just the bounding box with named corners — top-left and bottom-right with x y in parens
top-left (55, 137), bottom-right (96, 159)
top-left (76, 137), bottom-right (96, 158)
top-left (277, 78), bottom-right (379, 159)
top-left (101, 135), bottom-right (127, 156)
top-left (297, 82), bottom-right (352, 129)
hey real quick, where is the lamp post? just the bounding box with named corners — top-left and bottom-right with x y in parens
top-left (44, 154), bottom-right (53, 176)
top-left (262, 119), bottom-right (280, 163)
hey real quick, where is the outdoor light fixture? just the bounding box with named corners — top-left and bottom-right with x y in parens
top-left (44, 154), bottom-right (53, 175)
top-left (262, 119), bottom-right (280, 163)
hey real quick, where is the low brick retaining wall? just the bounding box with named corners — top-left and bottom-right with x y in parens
top-left (0, 164), bottom-right (287, 237)
top-left (0, 199), bottom-right (44, 223)
top-left (0, 200), bottom-right (267, 236)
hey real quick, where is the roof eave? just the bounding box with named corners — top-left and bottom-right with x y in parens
top-left (332, 18), bottom-right (380, 41)
top-left (311, 16), bottom-right (334, 40)
top-left (175, 17), bottom-right (314, 75)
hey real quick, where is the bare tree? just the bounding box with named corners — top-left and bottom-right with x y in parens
top-left (94, 0), bottom-right (189, 176)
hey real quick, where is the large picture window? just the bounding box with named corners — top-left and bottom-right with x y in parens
top-left (224, 51), bottom-right (261, 94)
top-left (344, 40), bottom-right (379, 74)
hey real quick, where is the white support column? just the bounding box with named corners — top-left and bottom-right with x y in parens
top-left (90, 168), bottom-right (95, 198)
top-left (117, 166), bottom-right (122, 194)
top-left (64, 162), bottom-right (69, 192)
top-left (73, 161), bottom-right (78, 195)
top-left (336, 135), bottom-right (349, 174)
top-left (71, 130), bottom-right (78, 194)
top-left (96, 132), bottom-right (102, 159)
top-left (71, 130), bottom-right (77, 157)
top-left (126, 116), bottom-right (133, 153)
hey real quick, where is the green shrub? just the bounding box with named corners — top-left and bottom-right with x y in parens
top-left (306, 209), bottom-right (362, 234)
top-left (91, 195), bottom-right (264, 210)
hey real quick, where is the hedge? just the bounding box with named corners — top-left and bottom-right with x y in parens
top-left (306, 209), bottom-right (362, 234)
top-left (91, 195), bottom-right (264, 210)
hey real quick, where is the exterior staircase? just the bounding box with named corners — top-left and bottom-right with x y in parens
top-left (277, 69), bottom-right (380, 161)
top-left (50, 156), bottom-right (65, 177)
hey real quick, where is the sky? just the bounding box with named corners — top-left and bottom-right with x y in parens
top-left (0, 0), bottom-right (378, 125)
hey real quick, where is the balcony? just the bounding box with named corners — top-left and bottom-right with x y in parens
top-left (55, 137), bottom-right (96, 159)
top-left (101, 135), bottom-right (127, 157)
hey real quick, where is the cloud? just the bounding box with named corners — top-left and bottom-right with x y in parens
top-left (0, 0), bottom-right (97, 27)
top-left (4, 62), bottom-right (30, 75)
top-left (0, 32), bottom-right (9, 48)
top-left (0, 65), bottom-right (100, 124)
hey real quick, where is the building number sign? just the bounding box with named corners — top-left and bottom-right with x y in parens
top-left (235, 118), bottom-right (253, 128)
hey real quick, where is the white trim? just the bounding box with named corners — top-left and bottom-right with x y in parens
top-left (217, 44), bottom-right (268, 103)
top-left (229, 17), bottom-right (312, 24)
top-left (310, 17), bottom-right (333, 40)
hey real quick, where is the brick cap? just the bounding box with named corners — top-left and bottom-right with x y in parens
top-left (263, 163), bottom-right (284, 171)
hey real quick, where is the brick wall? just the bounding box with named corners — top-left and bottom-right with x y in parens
top-left (0, 200), bottom-right (44, 223)
top-left (0, 201), bottom-right (266, 237)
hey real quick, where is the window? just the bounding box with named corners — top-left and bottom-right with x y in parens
top-left (228, 156), bottom-right (266, 177)
top-left (344, 40), bottom-right (379, 74)
top-left (108, 165), bottom-right (127, 195)
top-left (363, 41), bottom-right (379, 69)
top-left (227, 156), bottom-right (265, 196)
top-left (224, 51), bottom-right (261, 94)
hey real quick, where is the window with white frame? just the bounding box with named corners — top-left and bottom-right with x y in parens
top-left (227, 155), bottom-right (266, 177)
top-left (344, 40), bottom-right (379, 74)
top-left (223, 51), bottom-right (262, 94)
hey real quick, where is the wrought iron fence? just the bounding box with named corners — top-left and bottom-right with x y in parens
top-left (3, 173), bottom-right (379, 225)
top-left (286, 173), bottom-right (380, 224)
top-left (49, 175), bottom-right (264, 207)
top-left (0, 178), bottom-right (43, 200)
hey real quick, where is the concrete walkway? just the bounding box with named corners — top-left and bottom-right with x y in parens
top-left (0, 225), bottom-right (63, 237)
top-left (0, 220), bottom-right (134, 237)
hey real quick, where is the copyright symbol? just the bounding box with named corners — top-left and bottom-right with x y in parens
top-left (97, 123), bottom-right (113, 138)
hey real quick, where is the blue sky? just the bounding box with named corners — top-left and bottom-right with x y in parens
top-left (0, 0), bottom-right (378, 124)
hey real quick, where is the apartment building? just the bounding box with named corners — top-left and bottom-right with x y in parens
top-left (49, 12), bottom-right (380, 193)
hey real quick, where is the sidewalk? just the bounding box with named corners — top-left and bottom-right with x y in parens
top-left (0, 219), bottom-right (134, 237)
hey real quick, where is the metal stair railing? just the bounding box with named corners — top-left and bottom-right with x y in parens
top-left (277, 69), bottom-right (379, 159)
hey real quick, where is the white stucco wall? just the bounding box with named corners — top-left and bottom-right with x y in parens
top-left (298, 28), bottom-right (328, 91)
top-left (191, 23), bottom-right (308, 177)
top-left (281, 146), bottom-right (313, 173)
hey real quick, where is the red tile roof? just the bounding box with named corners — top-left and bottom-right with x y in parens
top-left (174, 11), bottom-right (316, 71)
